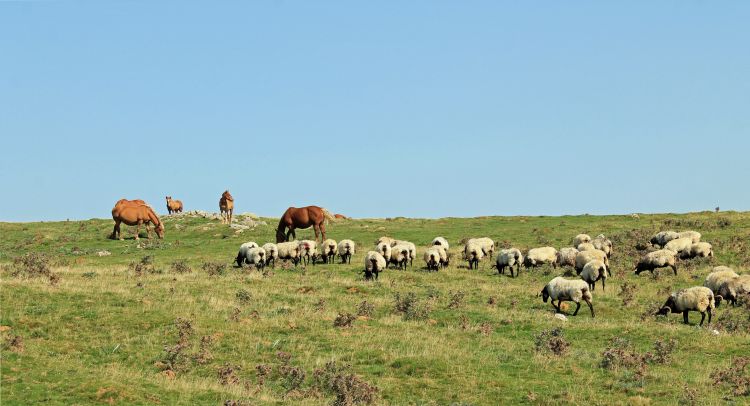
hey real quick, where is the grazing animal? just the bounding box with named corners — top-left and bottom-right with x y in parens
top-left (262, 243), bottom-right (279, 268)
top-left (389, 244), bottom-right (411, 270)
top-left (574, 249), bottom-right (609, 275)
top-left (573, 234), bottom-right (592, 247)
top-left (717, 275), bottom-right (750, 306)
top-left (277, 241), bottom-right (301, 265)
top-left (276, 206), bottom-right (334, 243)
top-left (321, 239), bottom-right (338, 264)
top-left (337, 239), bottom-right (355, 264)
top-left (390, 240), bottom-right (417, 267)
top-left (298, 240), bottom-right (318, 266)
top-left (581, 260), bottom-right (607, 291)
top-left (238, 247), bottom-right (266, 270)
top-left (556, 247), bottom-right (579, 268)
top-left (656, 286), bottom-right (718, 326)
top-left (334, 213), bottom-right (350, 220)
top-left (496, 248), bottom-right (523, 277)
top-left (235, 242), bottom-right (259, 267)
top-left (165, 196), bottom-right (183, 214)
top-left (464, 242), bottom-right (484, 270)
top-left (525, 247), bottom-right (558, 269)
top-left (219, 190), bottom-right (234, 224)
top-left (376, 242), bottom-right (392, 265)
top-left (431, 237), bottom-right (449, 251)
top-left (650, 231), bottom-right (680, 248)
top-left (364, 251), bottom-right (386, 280)
top-left (540, 277), bottom-right (595, 317)
top-left (110, 199), bottom-right (164, 240)
top-left (424, 246), bottom-right (448, 271)
top-left (634, 249), bottom-right (677, 275)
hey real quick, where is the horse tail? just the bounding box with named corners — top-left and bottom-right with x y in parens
top-left (321, 207), bottom-right (336, 223)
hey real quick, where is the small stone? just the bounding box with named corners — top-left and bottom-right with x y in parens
top-left (96, 250), bottom-right (111, 257)
top-left (554, 313), bottom-right (568, 322)
top-left (711, 329), bottom-right (720, 336)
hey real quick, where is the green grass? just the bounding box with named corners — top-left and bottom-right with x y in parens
top-left (1, 211), bottom-right (749, 405)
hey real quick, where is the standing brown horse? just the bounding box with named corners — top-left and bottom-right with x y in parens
top-left (110, 199), bottom-right (164, 240)
top-left (165, 196), bottom-right (183, 214)
top-left (219, 190), bottom-right (234, 224)
top-left (276, 206), bottom-right (334, 243)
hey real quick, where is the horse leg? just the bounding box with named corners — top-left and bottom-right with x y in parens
top-left (319, 222), bottom-right (326, 242)
top-left (134, 221), bottom-right (141, 240)
top-left (313, 224), bottom-right (320, 242)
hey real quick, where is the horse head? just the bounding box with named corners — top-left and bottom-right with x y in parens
top-left (276, 228), bottom-right (287, 243)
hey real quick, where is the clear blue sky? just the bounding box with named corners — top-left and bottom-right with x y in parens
top-left (1, 1), bottom-right (748, 221)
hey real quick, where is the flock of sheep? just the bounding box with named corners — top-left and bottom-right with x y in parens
top-left (233, 230), bottom-right (749, 326)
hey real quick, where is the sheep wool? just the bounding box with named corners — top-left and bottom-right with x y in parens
top-left (337, 239), bottom-right (356, 264)
top-left (432, 237), bottom-right (450, 251)
top-left (261, 243), bottom-right (279, 267)
top-left (526, 247), bottom-right (558, 268)
top-left (577, 242), bottom-right (596, 252)
top-left (390, 243), bottom-right (411, 270)
top-left (235, 242), bottom-right (260, 267)
top-left (364, 251), bottom-right (387, 280)
top-left (556, 247), bottom-right (579, 268)
top-left (704, 269), bottom-right (739, 293)
top-left (650, 231), bottom-right (680, 247)
top-left (423, 247), bottom-right (442, 271)
top-left (664, 237), bottom-right (694, 257)
top-left (467, 237), bottom-right (495, 258)
top-left (391, 240), bottom-right (417, 266)
top-left (540, 276), bottom-right (594, 317)
top-left (678, 231), bottom-right (702, 244)
top-left (376, 242), bottom-right (392, 263)
top-left (573, 234), bottom-right (592, 247)
top-left (581, 260), bottom-right (607, 291)
top-left (497, 248), bottom-right (523, 277)
top-left (464, 242), bottom-right (485, 270)
top-left (574, 249), bottom-right (608, 274)
top-left (634, 249), bottom-right (677, 275)
top-left (321, 239), bottom-right (338, 264)
top-left (658, 286), bottom-right (715, 326)
top-left (718, 275), bottom-right (750, 305)
top-left (298, 240), bottom-right (318, 266)
top-left (244, 247), bottom-right (267, 269)
top-left (277, 241), bottom-right (301, 264)
top-left (689, 242), bottom-right (713, 258)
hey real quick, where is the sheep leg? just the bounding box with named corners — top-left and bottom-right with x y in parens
top-left (699, 311), bottom-right (706, 326)
top-left (671, 264), bottom-right (677, 275)
top-left (707, 308), bottom-right (712, 325)
top-left (573, 301), bottom-right (581, 316)
top-left (683, 311), bottom-right (690, 325)
top-left (585, 299), bottom-right (594, 317)
top-left (601, 278), bottom-right (606, 291)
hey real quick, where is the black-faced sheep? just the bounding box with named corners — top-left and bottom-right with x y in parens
top-left (364, 251), bottom-right (386, 280)
top-left (261, 243), bottom-right (279, 268)
top-left (524, 247), bottom-right (558, 269)
top-left (464, 242), bottom-right (485, 270)
top-left (321, 239), bottom-right (337, 264)
top-left (581, 260), bottom-right (607, 291)
top-left (556, 247), bottom-right (579, 268)
top-left (496, 248), bottom-right (523, 277)
top-left (540, 276), bottom-right (595, 317)
top-left (634, 249), bottom-right (677, 275)
top-left (337, 239), bottom-right (355, 264)
top-left (656, 286), bottom-right (717, 326)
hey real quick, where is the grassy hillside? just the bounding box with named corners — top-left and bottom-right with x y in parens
top-left (1, 211), bottom-right (749, 405)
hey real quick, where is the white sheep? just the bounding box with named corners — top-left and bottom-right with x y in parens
top-left (656, 286), bottom-right (717, 326)
top-left (718, 275), bottom-right (750, 306)
top-left (376, 236), bottom-right (396, 246)
top-left (664, 237), bottom-right (694, 258)
top-left (556, 247), bottom-right (579, 268)
top-left (704, 268), bottom-right (739, 305)
top-left (376, 242), bottom-right (392, 265)
top-left (592, 235), bottom-right (613, 258)
top-left (576, 242), bottom-right (596, 252)
top-left (431, 237), bottom-right (449, 251)
top-left (467, 237), bottom-right (495, 259)
top-left (573, 234), bottom-right (592, 247)
top-left (277, 241), bottom-right (301, 265)
top-left (261, 243), bottom-right (279, 268)
top-left (574, 249), bottom-right (608, 275)
top-left (650, 231), bottom-right (680, 247)
top-left (298, 240), bottom-right (318, 266)
top-left (464, 242), bottom-right (485, 270)
top-left (321, 239), bottom-right (338, 264)
top-left (687, 242), bottom-right (713, 259)
top-left (424, 247), bottom-right (443, 271)
top-left (235, 242), bottom-right (260, 267)
top-left (241, 247), bottom-right (267, 269)
top-left (364, 251), bottom-right (387, 280)
top-left (390, 243), bottom-right (411, 270)
top-left (540, 276), bottom-right (595, 317)
top-left (581, 260), bottom-right (607, 291)
top-left (337, 239), bottom-right (356, 264)
top-left (678, 231), bottom-right (702, 244)
top-left (391, 240), bottom-right (417, 267)
top-left (634, 249), bottom-right (677, 275)
top-left (496, 248), bottom-right (523, 277)
top-left (525, 247), bottom-right (558, 268)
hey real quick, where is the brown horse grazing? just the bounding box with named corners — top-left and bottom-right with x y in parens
top-left (110, 199), bottom-right (164, 240)
top-left (276, 206), bottom-right (335, 243)
top-left (219, 190), bottom-right (234, 224)
top-left (165, 196), bottom-right (183, 214)
top-left (334, 213), bottom-right (350, 220)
